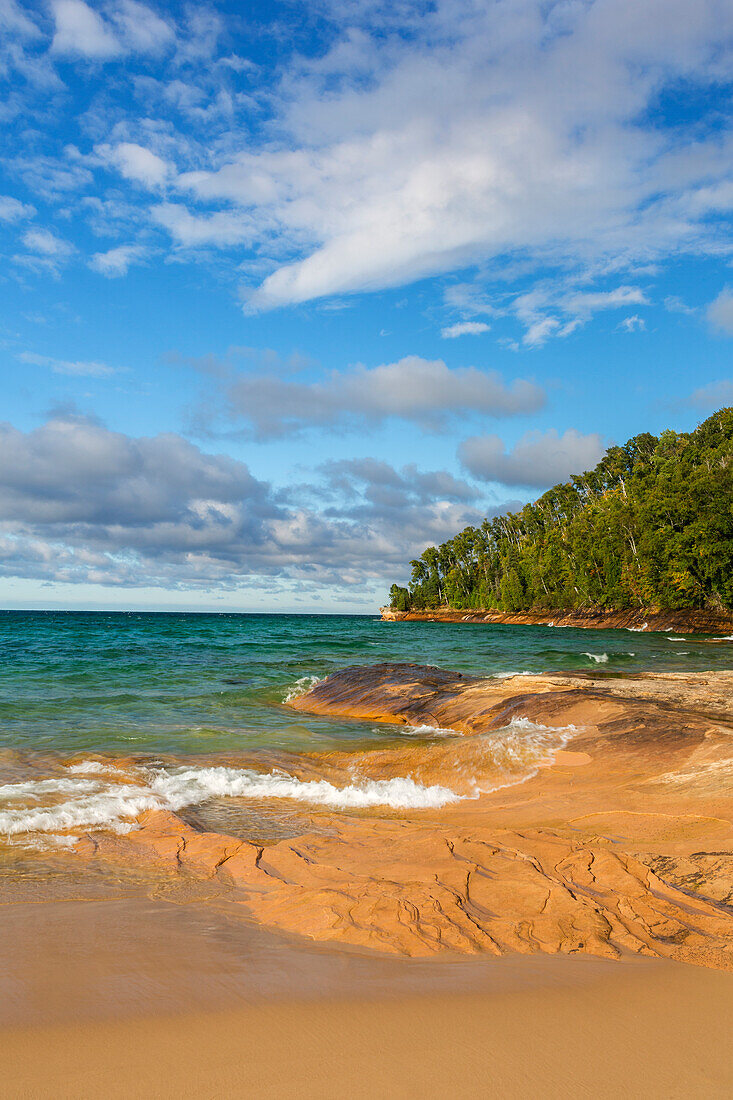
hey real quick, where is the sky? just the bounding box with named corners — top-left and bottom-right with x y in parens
top-left (0, 0), bottom-right (732, 613)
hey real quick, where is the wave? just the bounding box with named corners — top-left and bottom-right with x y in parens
top-left (0, 717), bottom-right (579, 847)
top-left (0, 761), bottom-right (465, 842)
top-left (583, 652), bottom-right (609, 663)
top-left (282, 675), bottom-right (323, 703)
top-left (401, 723), bottom-right (461, 738)
top-left (478, 717), bottom-right (575, 779)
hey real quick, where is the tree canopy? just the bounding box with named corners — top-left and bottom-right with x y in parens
top-left (389, 408), bottom-right (733, 614)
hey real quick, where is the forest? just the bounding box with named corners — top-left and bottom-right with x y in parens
top-left (389, 408), bottom-right (733, 614)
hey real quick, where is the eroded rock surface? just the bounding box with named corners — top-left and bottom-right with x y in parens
top-left (70, 664), bottom-right (733, 968)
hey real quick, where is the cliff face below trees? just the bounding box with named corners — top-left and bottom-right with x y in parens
top-left (381, 606), bottom-right (733, 633)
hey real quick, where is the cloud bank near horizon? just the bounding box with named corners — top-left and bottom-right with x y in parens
top-left (0, 414), bottom-right (497, 594)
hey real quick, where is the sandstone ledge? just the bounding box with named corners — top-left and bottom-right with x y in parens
top-left (380, 606), bottom-right (733, 634)
top-left (74, 664), bottom-right (733, 968)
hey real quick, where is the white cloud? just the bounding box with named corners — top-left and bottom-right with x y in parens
top-left (664, 295), bottom-right (695, 315)
top-left (513, 283), bottom-right (648, 346)
top-left (21, 227), bottom-right (73, 257)
top-left (152, 202), bottom-right (253, 247)
top-left (707, 287), bottom-right (733, 334)
top-left (441, 321), bottom-right (490, 338)
top-left (51, 0), bottom-right (120, 58)
top-left (561, 286), bottom-right (648, 317)
top-left (108, 0), bottom-right (174, 55)
top-left (0, 0), bottom-right (40, 39)
top-left (88, 243), bottom-right (147, 277)
top-left (201, 355), bottom-right (546, 438)
top-left (18, 352), bottom-right (119, 377)
top-left (163, 0), bottom-right (733, 310)
top-left (50, 0), bottom-right (173, 60)
top-left (0, 195), bottom-right (35, 222)
top-left (619, 314), bottom-right (645, 332)
top-left (99, 142), bottom-right (170, 187)
top-left (522, 317), bottom-right (560, 348)
top-left (459, 429), bottom-right (606, 488)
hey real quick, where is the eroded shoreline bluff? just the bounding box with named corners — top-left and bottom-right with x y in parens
top-left (79, 663), bottom-right (733, 967)
top-left (380, 606), bottom-right (733, 633)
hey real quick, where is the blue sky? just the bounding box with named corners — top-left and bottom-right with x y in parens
top-left (1, 0), bottom-right (732, 612)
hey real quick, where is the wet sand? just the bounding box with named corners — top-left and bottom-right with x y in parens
top-left (1, 890), bottom-right (732, 1099)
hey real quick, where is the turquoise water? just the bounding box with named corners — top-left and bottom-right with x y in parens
top-left (0, 611), bottom-right (730, 847)
top-left (1, 610), bottom-right (730, 759)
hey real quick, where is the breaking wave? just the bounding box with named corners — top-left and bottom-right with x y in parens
top-left (282, 675), bottom-right (323, 703)
top-left (401, 723), bottom-right (460, 738)
top-left (0, 762), bottom-right (465, 843)
top-left (583, 652), bottom-right (609, 663)
top-left (0, 719), bottom-right (578, 847)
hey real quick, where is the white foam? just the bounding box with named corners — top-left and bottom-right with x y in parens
top-left (0, 716), bottom-right (580, 844)
top-left (282, 675), bottom-right (323, 703)
top-left (68, 761), bottom-right (120, 775)
top-left (583, 652), bottom-right (609, 663)
top-left (151, 767), bottom-right (463, 810)
top-left (0, 759), bottom-right (464, 840)
top-left (667, 637), bottom-right (687, 642)
top-left (0, 776), bottom-right (94, 801)
top-left (627, 623), bottom-right (648, 632)
top-left (0, 779), bottom-right (161, 836)
top-left (479, 717), bottom-right (576, 776)
top-left (402, 723), bottom-right (461, 738)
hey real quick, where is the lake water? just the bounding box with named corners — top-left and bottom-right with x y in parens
top-left (0, 611), bottom-right (729, 849)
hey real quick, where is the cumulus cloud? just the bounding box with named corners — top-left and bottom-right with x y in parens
top-left (459, 429), bottom-right (606, 488)
top-left (441, 321), bottom-right (490, 338)
top-left (98, 142), bottom-right (170, 187)
top-left (199, 355), bottom-right (546, 438)
top-left (707, 287), bottom-right (733, 334)
top-left (51, 0), bottom-right (173, 60)
top-left (319, 458), bottom-right (479, 508)
top-left (152, 202), bottom-right (253, 247)
top-left (89, 243), bottom-right (147, 277)
top-left (0, 415), bottom-right (496, 592)
top-left (51, 0), bottom-right (120, 58)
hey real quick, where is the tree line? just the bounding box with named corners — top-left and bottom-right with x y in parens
top-left (389, 408), bottom-right (733, 613)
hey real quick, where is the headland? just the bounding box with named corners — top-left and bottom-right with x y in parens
top-left (381, 606), bottom-right (733, 633)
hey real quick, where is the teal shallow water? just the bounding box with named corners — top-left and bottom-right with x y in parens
top-left (1, 610), bottom-right (731, 758)
top-left (0, 611), bottom-right (731, 848)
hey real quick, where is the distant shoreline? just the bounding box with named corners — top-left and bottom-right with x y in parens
top-left (381, 606), bottom-right (733, 634)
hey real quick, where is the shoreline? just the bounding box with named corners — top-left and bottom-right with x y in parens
top-left (2, 661), bottom-right (733, 1095)
top-left (380, 606), bottom-right (733, 633)
top-left (36, 662), bottom-right (732, 967)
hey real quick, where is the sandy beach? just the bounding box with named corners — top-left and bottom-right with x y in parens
top-left (1, 890), bottom-right (732, 1099)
